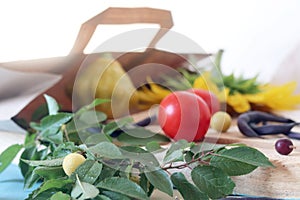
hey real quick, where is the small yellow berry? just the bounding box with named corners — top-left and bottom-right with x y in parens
top-left (62, 153), bottom-right (86, 176)
top-left (210, 111), bottom-right (232, 132)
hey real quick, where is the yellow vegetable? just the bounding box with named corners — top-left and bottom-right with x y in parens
top-left (73, 53), bottom-right (138, 118)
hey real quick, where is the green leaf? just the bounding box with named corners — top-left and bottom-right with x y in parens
top-left (166, 139), bottom-right (190, 153)
top-left (21, 157), bottom-right (64, 167)
top-left (211, 157), bottom-right (257, 176)
top-left (117, 130), bottom-right (170, 146)
top-left (241, 146), bottom-right (274, 167)
top-left (222, 72), bottom-right (261, 95)
top-left (40, 112), bottom-right (73, 130)
top-left (37, 178), bottom-right (73, 195)
top-left (144, 168), bottom-right (173, 196)
top-left (26, 188), bottom-right (59, 200)
top-left (89, 142), bottom-right (122, 159)
top-left (190, 143), bottom-right (224, 155)
top-left (120, 146), bottom-right (160, 168)
top-left (103, 117), bottom-right (133, 135)
top-left (40, 113), bottom-right (73, 137)
top-left (19, 146), bottom-right (40, 177)
top-left (102, 191), bottom-right (131, 200)
top-left (75, 99), bottom-right (110, 116)
top-left (31, 103), bottom-right (49, 122)
top-left (163, 140), bottom-right (191, 164)
top-left (30, 121), bottom-right (42, 131)
top-left (120, 126), bottom-right (156, 138)
top-left (24, 169), bottom-right (41, 189)
top-left (171, 172), bottom-right (208, 200)
top-left (0, 144), bottom-right (23, 173)
top-left (85, 134), bottom-right (110, 145)
top-left (96, 177), bottom-right (149, 200)
top-left (95, 194), bottom-right (112, 200)
top-left (97, 165), bottom-right (118, 182)
top-left (163, 149), bottom-right (183, 164)
top-left (74, 160), bottom-right (103, 184)
top-left (79, 110), bottom-right (107, 124)
top-left (22, 152), bottom-right (48, 184)
top-left (184, 151), bottom-right (194, 163)
top-left (24, 133), bottom-right (36, 148)
top-left (50, 192), bottom-right (71, 200)
top-left (145, 141), bottom-right (162, 152)
top-left (44, 94), bottom-right (59, 115)
top-left (44, 130), bottom-right (63, 144)
top-left (65, 119), bottom-right (77, 133)
top-left (210, 146), bottom-right (273, 176)
top-left (71, 180), bottom-right (99, 200)
top-left (191, 165), bottom-right (235, 199)
top-left (34, 166), bottom-right (65, 180)
top-left (52, 142), bottom-right (81, 158)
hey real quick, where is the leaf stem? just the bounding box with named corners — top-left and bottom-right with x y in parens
top-left (76, 174), bottom-right (86, 193)
top-left (161, 152), bottom-right (211, 171)
top-left (61, 124), bottom-right (70, 142)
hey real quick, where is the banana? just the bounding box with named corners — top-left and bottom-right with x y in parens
top-left (135, 77), bottom-right (171, 110)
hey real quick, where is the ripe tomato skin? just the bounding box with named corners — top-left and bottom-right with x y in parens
top-left (158, 91), bottom-right (211, 142)
top-left (187, 89), bottom-right (220, 115)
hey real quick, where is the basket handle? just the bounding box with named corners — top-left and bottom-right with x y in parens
top-left (69, 7), bottom-right (173, 54)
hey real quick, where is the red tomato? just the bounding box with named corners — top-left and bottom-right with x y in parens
top-left (187, 89), bottom-right (220, 114)
top-left (158, 91), bottom-right (211, 142)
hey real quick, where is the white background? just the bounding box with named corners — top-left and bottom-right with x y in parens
top-left (1, 0), bottom-right (300, 82)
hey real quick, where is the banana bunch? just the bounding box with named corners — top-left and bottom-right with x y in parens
top-left (135, 77), bottom-right (171, 110)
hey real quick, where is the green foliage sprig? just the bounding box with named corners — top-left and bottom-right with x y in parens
top-left (0, 95), bottom-right (273, 200)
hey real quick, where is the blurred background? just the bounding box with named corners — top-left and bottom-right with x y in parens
top-left (1, 0), bottom-right (300, 82)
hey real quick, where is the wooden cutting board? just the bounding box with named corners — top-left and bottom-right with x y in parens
top-left (132, 110), bottom-right (300, 199)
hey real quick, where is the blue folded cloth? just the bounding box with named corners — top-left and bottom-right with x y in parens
top-left (0, 164), bottom-right (38, 200)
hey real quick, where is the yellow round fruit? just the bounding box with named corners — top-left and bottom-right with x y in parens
top-left (62, 153), bottom-right (86, 176)
top-left (210, 111), bottom-right (232, 132)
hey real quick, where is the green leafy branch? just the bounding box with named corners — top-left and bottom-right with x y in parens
top-left (0, 95), bottom-right (273, 200)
